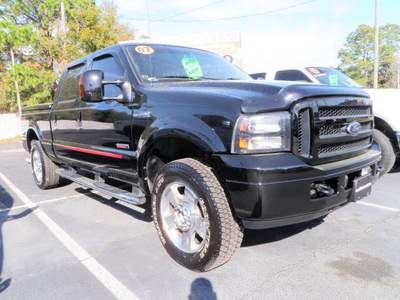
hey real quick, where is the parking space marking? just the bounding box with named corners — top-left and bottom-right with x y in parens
top-left (0, 190), bottom-right (103, 213)
top-left (0, 194), bottom-right (83, 212)
top-left (0, 148), bottom-right (25, 153)
top-left (358, 201), bottom-right (400, 212)
top-left (0, 172), bottom-right (139, 300)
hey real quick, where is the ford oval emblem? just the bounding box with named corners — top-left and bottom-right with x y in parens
top-left (346, 121), bottom-right (362, 135)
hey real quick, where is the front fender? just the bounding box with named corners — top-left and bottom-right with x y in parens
top-left (138, 115), bottom-right (228, 158)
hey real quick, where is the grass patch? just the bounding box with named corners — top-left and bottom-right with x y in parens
top-left (0, 135), bottom-right (22, 143)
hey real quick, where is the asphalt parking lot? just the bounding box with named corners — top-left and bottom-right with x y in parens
top-left (0, 141), bottom-right (399, 300)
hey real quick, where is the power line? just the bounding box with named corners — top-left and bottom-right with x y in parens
top-left (130, 0), bottom-right (316, 27)
top-left (169, 0), bottom-right (317, 22)
top-left (124, 0), bottom-right (225, 26)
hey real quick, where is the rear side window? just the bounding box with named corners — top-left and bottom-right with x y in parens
top-left (92, 55), bottom-right (124, 98)
top-left (274, 70), bottom-right (312, 82)
top-left (59, 64), bottom-right (85, 101)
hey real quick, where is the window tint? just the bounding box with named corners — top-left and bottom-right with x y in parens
top-left (92, 55), bottom-right (124, 97)
top-left (53, 70), bottom-right (67, 102)
top-left (274, 70), bottom-right (312, 82)
top-left (59, 64), bottom-right (85, 101)
top-left (127, 45), bottom-right (251, 82)
top-left (305, 67), bottom-right (363, 87)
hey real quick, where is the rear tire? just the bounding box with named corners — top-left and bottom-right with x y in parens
top-left (152, 158), bottom-right (243, 271)
top-left (373, 129), bottom-right (396, 176)
top-left (31, 140), bottom-right (60, 189)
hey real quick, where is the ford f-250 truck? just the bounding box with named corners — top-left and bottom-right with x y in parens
top-left (263, 66), bottom-right (400, 175)
top-left (21, 43), bottom-right (382, 271)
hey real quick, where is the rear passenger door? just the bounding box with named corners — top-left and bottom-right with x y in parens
top-left (76, 52), bottom-right (135, 182)
top-left (52, 63), bottom-right (85, 165)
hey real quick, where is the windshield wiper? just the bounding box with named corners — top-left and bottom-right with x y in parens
top-left (157, 76), bottom-right (221, 81)
top-left (157, 76), bottom-right (198, 80)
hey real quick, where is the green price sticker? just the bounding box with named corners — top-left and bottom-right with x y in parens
top-left (181, 55), bottom-right (204, 79)
top-left (328, 74), bottom-right (339, 86)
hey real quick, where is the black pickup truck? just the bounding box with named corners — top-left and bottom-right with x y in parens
top-left (21, 43), bottom-right (382, 271)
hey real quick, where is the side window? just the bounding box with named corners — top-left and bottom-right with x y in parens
top-left (274, 70), bottom-right (312, 82)
top-left (92, 55), bottom-right (124, 98)
top-left (59, 64), bottom-right (85, 102)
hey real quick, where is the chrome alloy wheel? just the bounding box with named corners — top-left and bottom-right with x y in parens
top-left (160, 181), bottom-right (208, 254)
top-left (32, 150), bottom-right (43, 184)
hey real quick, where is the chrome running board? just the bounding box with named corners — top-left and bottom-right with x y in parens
top-left (56, 168), bottom-right (146, 205)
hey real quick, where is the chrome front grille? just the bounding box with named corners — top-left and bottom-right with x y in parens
top-left (318, 106), bottom-right (371, 118)
top-left (318, 137), bottom-right (372, 157)
top-left (319, 122), bottom-right (372, 137)
top-left (294, 97), bottom-right (374, 165)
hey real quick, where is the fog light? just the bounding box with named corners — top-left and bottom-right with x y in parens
top-left (361, 167), bottom-right (371, 176)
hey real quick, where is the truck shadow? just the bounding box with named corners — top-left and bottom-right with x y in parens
top-left (74, 187), bottom-right (153, 222)
top-left (0, 182), bottom-right (35, 294)
top-left (241, 217), bottom-right (325, 247)
top-left (389, 159), bottom-right (400, 174)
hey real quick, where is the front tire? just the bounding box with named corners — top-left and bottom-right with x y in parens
top-left (31, 140), bottom-right (60, 189)
top-left (373, 129), bottom-right (396, 176)
top-left (152, 158), bottom-right (243, 271)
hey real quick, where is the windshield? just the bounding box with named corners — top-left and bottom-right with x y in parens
top-left (305, 67), bottom-right (363, 88)
top-left (126, 44), bottom-right (251, 82)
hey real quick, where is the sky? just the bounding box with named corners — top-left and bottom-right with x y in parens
top-left (108, 0), bottom-right (400, 73)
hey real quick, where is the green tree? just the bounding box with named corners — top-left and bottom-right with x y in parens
top-left (338, 24), bottom-right (400, 88)
top-left (0, 20), bottom-right (38, 114)
top-left (0, 0), bottom-right (135, 113)
top-left (67, 0), bottom-right (134, 62)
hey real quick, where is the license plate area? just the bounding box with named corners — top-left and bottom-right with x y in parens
top-left (351, 173), bottom-right (372, 201)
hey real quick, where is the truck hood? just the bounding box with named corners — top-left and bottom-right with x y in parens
top-left (153, 80), bottom-right (370, 113)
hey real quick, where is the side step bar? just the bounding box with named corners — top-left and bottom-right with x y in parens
top-left (56, 168), bottom-right (146, 205)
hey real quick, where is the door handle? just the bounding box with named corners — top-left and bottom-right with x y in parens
top-left (54, 113), bottom-right (57, 125)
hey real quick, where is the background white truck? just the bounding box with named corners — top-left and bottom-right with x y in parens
top-left (261, 67), bottom-right (400, 175)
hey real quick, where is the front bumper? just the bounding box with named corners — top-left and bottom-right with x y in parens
top-left (213, 142), bottom-right (381, 230)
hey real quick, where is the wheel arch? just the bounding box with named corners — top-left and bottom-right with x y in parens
top-left (26, 127), bottom-right (41, 152)
top-left (138, 133), bottom-right (213, 194)
top-left (374, 116), bottom-right (399, 151)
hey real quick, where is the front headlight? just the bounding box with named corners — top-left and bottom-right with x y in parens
top-left (231, 112), bottom-right (291, 154)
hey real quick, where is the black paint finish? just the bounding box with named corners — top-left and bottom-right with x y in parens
top-left (21, 43), bottom-right (381, 229)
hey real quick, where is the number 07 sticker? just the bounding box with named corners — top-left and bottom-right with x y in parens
top-left (135, 45), bottom-right (154, 55)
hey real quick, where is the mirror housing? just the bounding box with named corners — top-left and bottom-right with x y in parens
top-left (80, 70), bottom-right (104, 102)
top-left (79, 69), bottom-right (132, 104)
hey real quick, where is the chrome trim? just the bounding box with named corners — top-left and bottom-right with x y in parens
top-left (56, 168), bottom-right (146, 205)
top-left (92, 146), bottom-right (136, 157)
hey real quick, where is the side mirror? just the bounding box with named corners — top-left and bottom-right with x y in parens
top-left (79, 69), bottom-right (132, 104)
top-left (80, 69), bottom-right (104, 102)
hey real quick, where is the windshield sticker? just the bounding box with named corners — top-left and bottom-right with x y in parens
top-left (181, 55), bottom-right (204, 79)
top-left (308, 67), bottom-right (320, 74)
top-left (135, 45), bottom-right (154, 55)
top-left (329, 74), bottom-right (339, 86)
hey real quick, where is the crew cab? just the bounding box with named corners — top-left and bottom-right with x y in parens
top-left (264, 66), bottom-right (400, 174)
top-left (22, 44), bottom-right (382, 271)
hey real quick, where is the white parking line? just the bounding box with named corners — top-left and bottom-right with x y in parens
top-left (0, 190), bottom-right (103, 213)
top-left (0, 172), bottom-right (139, 300)
top-left (357, 201), bottom-right (400, 212)
top-left (0, 194), bottom-right (83, 212)
top-left (0, 148), bottom-right (25, 153)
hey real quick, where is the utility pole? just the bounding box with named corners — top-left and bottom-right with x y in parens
top-left (61, 1), bottom-right (67, 70)
top-left (373, 0), bottom-right (380, 89)
top-left (9, 47), bottom-right (22, 117)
